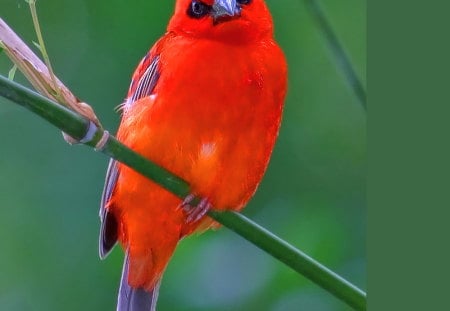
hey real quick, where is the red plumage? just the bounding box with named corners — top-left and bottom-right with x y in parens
top-left (100, 1), bottom-right (287, 309)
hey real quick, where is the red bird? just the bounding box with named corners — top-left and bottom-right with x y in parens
top-left (99, 0), bottom-right (287, 310)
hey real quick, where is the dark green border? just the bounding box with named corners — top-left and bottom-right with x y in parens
top-left (370, 1), bottom-right (450, 310)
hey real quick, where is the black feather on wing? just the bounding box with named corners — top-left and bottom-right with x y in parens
top-left (98, 55), bottom-right (160, 259)
top-left (130, 55), bottom-right (160, 103)
top-left (99, 159), bottom-right (119, 259)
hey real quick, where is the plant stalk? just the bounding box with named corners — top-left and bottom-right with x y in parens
top-left (0, 75), bottom-right (366, 310)
top-left (305, 0), bottom-right (367, 110)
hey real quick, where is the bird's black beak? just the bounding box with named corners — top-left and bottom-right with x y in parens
top-left (212, 0), bottom-right (240, 19)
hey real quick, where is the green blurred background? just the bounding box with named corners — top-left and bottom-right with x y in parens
top-left (0, 0), bottom-right (366, 310)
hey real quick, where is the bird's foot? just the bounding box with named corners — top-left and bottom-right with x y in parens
top-left (180, 194), bottom-right (212, 224)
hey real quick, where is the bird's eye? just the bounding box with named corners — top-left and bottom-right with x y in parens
top-left (237, 0), bottom-right (252, 5)
top-left (187, 1), bottom-right (211, 19)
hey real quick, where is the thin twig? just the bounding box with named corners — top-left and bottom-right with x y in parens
top-left (304, 0), bottom-right (367, 110)
top-left (27, 0), bottom-right (61, 101)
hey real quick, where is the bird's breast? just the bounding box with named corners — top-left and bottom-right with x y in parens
top-left (118, 36), bottom-right (286, 209)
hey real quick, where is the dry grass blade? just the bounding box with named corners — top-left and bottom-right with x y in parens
top-left (0, 18), bottom-right (102, 132)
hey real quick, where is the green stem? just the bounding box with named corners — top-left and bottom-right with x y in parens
top-left (210, 211), bottom-right (366, 310)
top-left (305, 0), bottom-right (367, 110)
top-left (27, 0), bottom-right (62, 101)
top-left (0, 75), bottom-right (366, 310)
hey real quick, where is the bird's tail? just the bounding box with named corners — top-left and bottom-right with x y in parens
top-left (117, 252), bottom-right (161, 311)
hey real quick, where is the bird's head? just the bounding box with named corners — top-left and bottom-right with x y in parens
top-left (168, 0), bottom-right (274, 43)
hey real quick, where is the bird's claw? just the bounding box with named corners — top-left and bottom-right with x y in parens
top-left (180, 194), bottom-right (211, 223)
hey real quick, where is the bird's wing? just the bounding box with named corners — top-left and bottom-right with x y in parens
top-left (99, 53), bottom-right (160, 259)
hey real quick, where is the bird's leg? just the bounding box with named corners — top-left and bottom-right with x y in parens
top-left (180, 194), bottom-right (212, 223)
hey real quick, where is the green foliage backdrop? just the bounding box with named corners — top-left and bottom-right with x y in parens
top-left (0, 0), bottom-right (366, 310)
